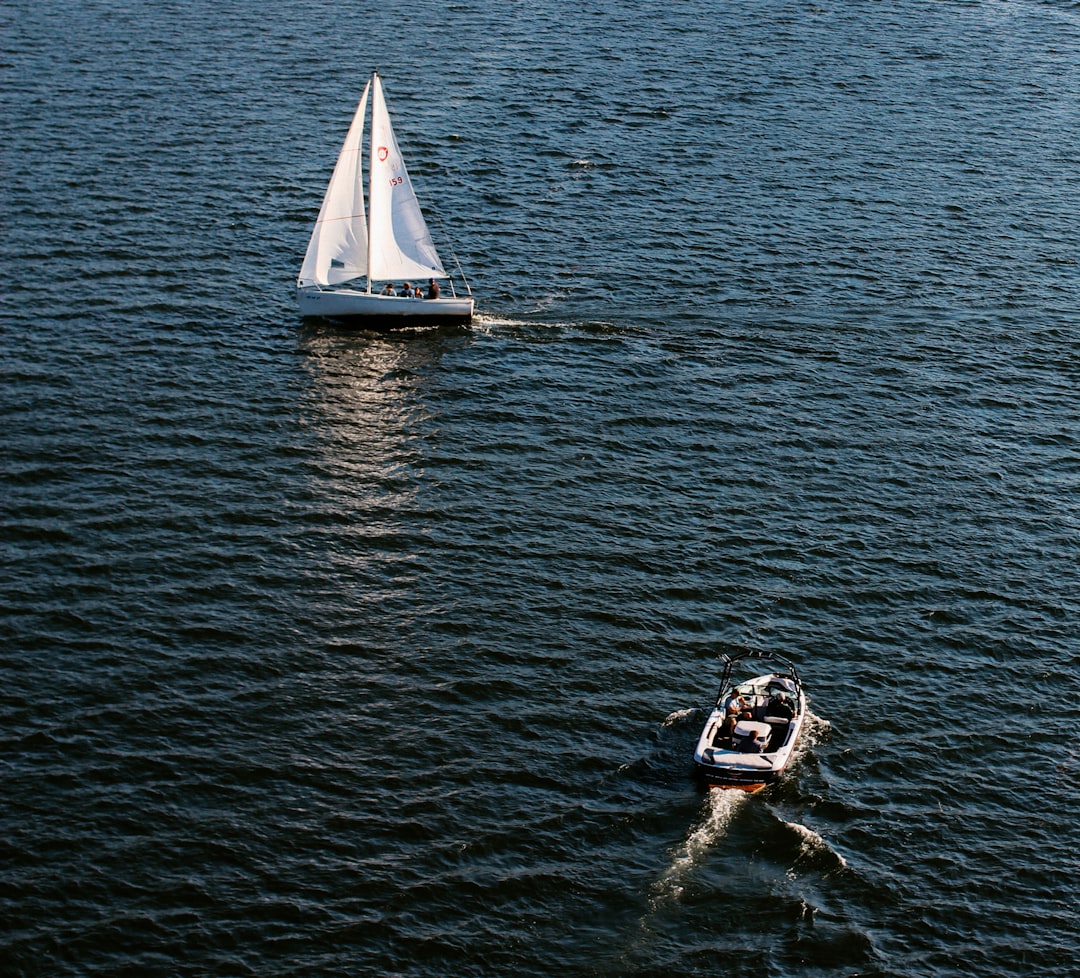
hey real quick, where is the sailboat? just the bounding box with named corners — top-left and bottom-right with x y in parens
top-left (297, 72), bottom-right (474, 326)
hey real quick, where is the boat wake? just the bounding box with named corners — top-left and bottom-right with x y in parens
top-left (778, 818), bottom-right (848, 874)
top-left (784, 706), bottom-right (830, 772)
top-left (649, 789), bottom-right (745, 906)
top-left (801, 707), bottom-right (832, 742)
top-left (469, 311), bottom-right (640, 336)
top-left (617, 789), bottom-right (746, 969)
top-left (660, 706), bottom-right (697, 727)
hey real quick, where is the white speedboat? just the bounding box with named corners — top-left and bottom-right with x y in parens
top-left (693, 650), bottom-right (807, 792)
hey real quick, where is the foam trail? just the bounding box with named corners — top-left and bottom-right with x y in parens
top-left (801, 708), bottom-right (832, 743)
top-left (661, 707), bottom-right (696, 727)
top-left (784, 820), bottom-right (848, 872)
top-left (650, 789), bottom-right (745, 905)
top-left (620, 789), bottom-right (746, 968)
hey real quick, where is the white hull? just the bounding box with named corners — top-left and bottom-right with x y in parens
top-left (297, 287), bottom-right (473, 326)
top-left (694, 666), bottom-right (807, 792)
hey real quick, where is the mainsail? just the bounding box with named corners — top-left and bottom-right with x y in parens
top-left (297, 73), bottom-right (446, 291)
top-left (297, 80), bottom-right (370, 288)
top-left (367, 73), bottom-right (447, 283)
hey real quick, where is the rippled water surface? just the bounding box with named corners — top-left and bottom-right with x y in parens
top-left (3, 1), bottom-right (1079, 975)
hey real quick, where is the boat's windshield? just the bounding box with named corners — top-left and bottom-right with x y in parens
top-left (733, 682), bottom-right (771, 697)
top-left (732, 679), bottom-right (798, 698)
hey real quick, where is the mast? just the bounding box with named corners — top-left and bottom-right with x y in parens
top-left (365, 71), bottom-right (376, 294)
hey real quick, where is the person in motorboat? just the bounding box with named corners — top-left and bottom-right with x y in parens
top-left (768, 693), bottom-right (795, 719)
top-left (727, 692), bottom-right (749, 717)
top-left (715, 714), bottom-right (738, 747)
top-left (734, 722), bottom-right (768, 753)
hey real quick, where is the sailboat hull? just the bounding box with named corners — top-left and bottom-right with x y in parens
top-left (297, 287), bottom-right (473, 327)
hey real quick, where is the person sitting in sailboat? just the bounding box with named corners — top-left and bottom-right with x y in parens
top-left (426, 278), bottom-right (441, 300)
top-left (401, 282), bottom-right (412, 297)
top-left (382, 283), bottom-right (397, 296)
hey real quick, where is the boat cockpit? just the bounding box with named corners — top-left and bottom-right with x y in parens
top-left (712, 678), bottom-right (799, 754)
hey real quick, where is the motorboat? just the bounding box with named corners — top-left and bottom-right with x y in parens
top-left (693, 649), bottom-right (807, 791)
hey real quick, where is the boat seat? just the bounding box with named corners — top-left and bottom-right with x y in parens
top-left (733, 720), bottom-right (771, 754)
top-left (764, 719), bottom-right (790, 752)
top-left (726, 753), bottom-right (773, 770)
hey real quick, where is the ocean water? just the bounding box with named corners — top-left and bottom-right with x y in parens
top-left (2, 1), bottom-right (1079, 975)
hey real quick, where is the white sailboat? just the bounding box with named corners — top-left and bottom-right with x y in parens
top-left (297, 72), bottom-right (474, 326)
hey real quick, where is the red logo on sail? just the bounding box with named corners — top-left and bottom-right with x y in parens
top-left (377, 146), bottom-right (388, 162)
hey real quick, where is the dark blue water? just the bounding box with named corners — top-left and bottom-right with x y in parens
top-left (3, 1), bottom-right (1079, 975)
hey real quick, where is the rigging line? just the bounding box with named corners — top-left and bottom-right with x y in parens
top-left (430, 207), bottom-right (472, 298)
